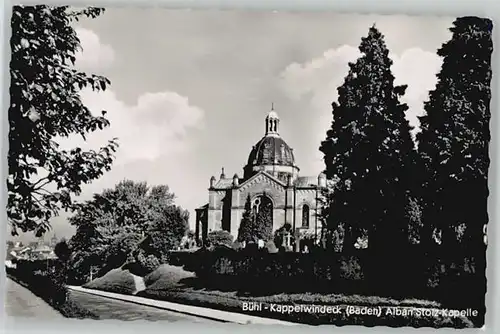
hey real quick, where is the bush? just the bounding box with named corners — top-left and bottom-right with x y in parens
top-left (7, 261), bottom-right (99, 319)
top-left (208, 230), bottom-right (234, 247)
top-left (171, 245), bottom-right (485, 307)
top-left (140, 254), bottom-right (161, 273)
top-left (124, 249), bottom-right (161, 276)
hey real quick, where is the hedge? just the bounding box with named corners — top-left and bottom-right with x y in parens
top-left (173, 245), bottom-right (486, 314)
top-left (7, 260), bottom-right (99, 319)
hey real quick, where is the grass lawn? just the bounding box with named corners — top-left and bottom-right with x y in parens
top-left (85, 264), bottom-right (475, 328)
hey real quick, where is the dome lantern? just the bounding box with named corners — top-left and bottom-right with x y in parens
top-left (265, 103), bottom-right (280, 137)
top-left (243, 104), bottom-right (300, 180)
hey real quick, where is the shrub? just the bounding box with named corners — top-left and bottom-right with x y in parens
top-left (208, 230), bottom-right (234, 247)
top-left (124, 249), bottom-right (161, 276)
top-left (141, 254), bottom-right (161, 273)
top-left (7, 261), bottom-right (99, 319)
top-left (339, 255), bottom-right (364, 280)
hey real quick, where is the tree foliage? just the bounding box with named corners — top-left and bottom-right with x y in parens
top-left (8, 5), bottom-right (118, 237)
top-left (319, 26), bottom-right (416, 253)
top-left (417, 17), bottom-right (493, 252)
top-left (67, 180), bottom-right (188, 280)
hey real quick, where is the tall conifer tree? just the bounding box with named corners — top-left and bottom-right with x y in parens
top-left (320, 26), bottom-right (416, 254)
top-left (237, 195), bottom-right (256, 243)
top-left (417, 17), bottom-right (493, 253)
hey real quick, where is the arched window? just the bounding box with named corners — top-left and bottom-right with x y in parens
top-left (302, 204), bottom-right (310, 228)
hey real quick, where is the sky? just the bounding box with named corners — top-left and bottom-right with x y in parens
top-left (10, 8), bottom-right (455, 243)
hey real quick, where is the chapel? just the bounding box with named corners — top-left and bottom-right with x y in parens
top-left (195, 107), bottom-right (326, 248)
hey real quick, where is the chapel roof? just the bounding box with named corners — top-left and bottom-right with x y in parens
top-left (247, 135), bottom-right (295, 167)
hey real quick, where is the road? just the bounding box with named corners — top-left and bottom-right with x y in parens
top-left (5, 277), bottom-right (214, 322)
top-left (4, 278), bottom-right (64, 319)
top-left (68, 290), bottom-right (216, 322)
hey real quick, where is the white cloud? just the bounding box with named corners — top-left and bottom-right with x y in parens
top-left (75, 28), bottom-right (115, 69)
top-left (280, 45), bottom-right (442, 173)
top-left (391, 48), bottom-right (443, 135)
top-left (58, 89), bottom-right (205, 163)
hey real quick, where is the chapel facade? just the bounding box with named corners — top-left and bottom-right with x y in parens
top-left (195, 107), bottom-right (326, 247)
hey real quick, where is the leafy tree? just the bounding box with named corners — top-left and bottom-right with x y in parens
top-left (67, 180), bottom-right (188, 279)
top-left (8, 5), bottom-right (118, 237)
top-left (319, 26), bottom-right (416, 254)
top-left (208, 230), bottom-right (234, 247)
top-left (143, 205), bottom-right (190, 259)
top-left (417, 17), bottom-right (493, 253)
top-left (103, 233), bottom-right (144, 270)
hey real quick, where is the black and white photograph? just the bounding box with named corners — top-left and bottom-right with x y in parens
top-left (4, 5), bottom-right (493, 328)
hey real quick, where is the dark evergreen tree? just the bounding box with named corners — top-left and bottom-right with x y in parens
top-left (237, 194), bottom-right (273, 243)
top-left (417, 17), bottom-right (492, 254)
top-left (255, 196), bottom-right (274, 242)
top-left (417, 19), bottom-right (492, 325)
top-left (319, 26), bottom-right (416, 254)
top-left (237, 195), bottom-right (255, 243)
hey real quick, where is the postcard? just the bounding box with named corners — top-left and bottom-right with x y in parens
top-left (5, 6), bottom-right (493, 329)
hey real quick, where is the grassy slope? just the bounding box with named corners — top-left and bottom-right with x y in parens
top-left (84, 268), bottom-right (136, 294)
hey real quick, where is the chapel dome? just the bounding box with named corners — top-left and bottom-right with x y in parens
top-left (247, 136), bottom-right (295, 167)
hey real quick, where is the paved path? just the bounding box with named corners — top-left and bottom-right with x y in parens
top-left (68, 286), bottom-right (297, 325)
top-left (68, 289), bottom-right (215, 322)
top-left (4, 278), bottom-right (64, 319)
